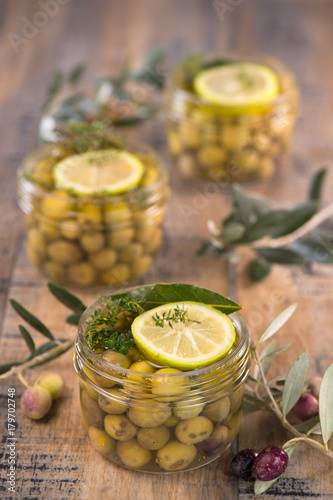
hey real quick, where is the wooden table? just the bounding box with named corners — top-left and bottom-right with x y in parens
top-left (1, 1), bottom-right (333, 498)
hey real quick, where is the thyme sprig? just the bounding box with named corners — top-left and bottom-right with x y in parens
top-left (152, 305), bottom-right (200, 328)
top-left (198, 168), bottom-right (333, 282)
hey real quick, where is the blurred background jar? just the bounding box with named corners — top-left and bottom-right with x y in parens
top-left (165, 53), bottom-right (299, 183)
top-left (17, 139), bottom-right (170, 289)
top-left (74, 295), bottom-right (251, 473)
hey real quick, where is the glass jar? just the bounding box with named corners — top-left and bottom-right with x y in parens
top-left (73, 294), bottom-right (250, 473)
top-left (165, 54), bottom-right (299, 183)
top-left (17, 143), bottom-right (170, 289)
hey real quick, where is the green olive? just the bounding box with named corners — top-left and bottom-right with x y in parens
top-left (127, 348), bottom-right (143, 363)
top-left (156, 441), bottom-right (197, 471)
top-left (88, 426), bottom-right (116, 456)
top-left (117, 439), bottom-right (152, 469)
top-left (222, 125), bottom-right (249, 151)
top-left (128, 400), bottom-right (171, 427)
top-left (94, 350), bottom-right (131, 388)
top-left (106, 227), bottom-right (135, 250)
top-left (81, 389), bottom-right (105, 428)
top-left (135, 224), bottom-right (157, 244)
top-left (179, 120), bottom-right (201, 149)
top-left (203, 396), bottom-right (230, 423)
top-left (197, 144), bottom-right (227, 169)
top-left (101, 263), bottom-right (131, 286)
top-left (178, 153), bottom-right (201, 178)
top-left (68, 262), bottom-right (97, 286)
top-left (47, 240), bottom-right (83, 265)
top-left (144, 228), bottom-right (162, 254)
top-left (234, 148), bottom-right (260, 172)
top-left (104, 414), bottom-right (138, 441)
top-left (43, 260), bottom-right (66, 282)
top-left (128, 360), bottom-right (156, 383)
top-left (103, 203), bottom-right (132, 226)
top-left (89, 248), bottom-right (117, 271)
top-left (137, 425), bottom-right (170, 450)
top-left (98, 388), bottom-right (128, 415)
top-left (26, 238), bottom-right (44, 266)
top-left (39, 219), bottom-right (60, 241)
top-left (27, 228), bottom-right (47, 258)
top-left (164, 414), bottom-right (180, 428)
top-left (41, 192), bottom-right (73, 220)
top-left (229, 386), bottom-right (244, 414)
top-left (60, 220), bottom-right (81, 240)
top-left (196, 425), bottom-right (229, 456)
top-left (175, 416), bottom-right (213, 445)
top-left (173, 397), bottom-right (204, 420)
top-left (131, 255), bottom-right (152, 278)
top-left (77, 205), bottom-right (103, 227)
top-left (151, 368), bottom-right (187, 400)
top-left (119, 243), bottom-right (143, 263)
top-left (80, 232), bottom-right (105, 254)
top-left (168, 127), bottom-right (182, 156)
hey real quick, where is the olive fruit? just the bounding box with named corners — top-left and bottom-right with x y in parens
top-left (88, 426), bottom-right (116, 456)
top-left (251, 446), bottom-right (288, 481)
top-left (175, 416), bottom-right (213, 445)
top-left (81, 390), bottom-right (105, 428)
top-left (68, 262), bottom-right (97, 286)
top-left (229, 448), bottom-right (258, 480)
top-left (173, 397), bottom-right (204, 420)
top-left (203, 396), bottom-right (230, 423)
top-left (128, 400), bottom-right (171, 427)
top-left (137, 425), bottom-right (170, 450)
top-left (98, 388), bottom-right (128, 415)
top-left (156, 441), bottom-right (197, 471)
top-left (197, 425), bottom-right (229, 456)
top-left (21, 386), bottom-right (52, 420)
top-left (34, 371), bottom-right (64, 399)
top-left (292, 393), bottom-right (319, 421)
top-left (104, 414), bottom-right (138, 441)
top-left (117, 439), bottom-right (152, 469)
top-left (47, 240), bottom-right (83, 265)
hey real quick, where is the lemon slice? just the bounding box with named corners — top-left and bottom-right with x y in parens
top-left (193, 63), bottom-right (280, 112)
top-left (53, 149), bottom-right (144, 196)
top-left (131, 301), bottom-right (236, 370)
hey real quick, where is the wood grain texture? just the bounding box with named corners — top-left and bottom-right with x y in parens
top-left (1, 0), bottom-right (333, 499)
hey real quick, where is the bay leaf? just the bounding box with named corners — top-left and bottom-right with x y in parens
top-left (109, 283), bottom-right (241, 315)
top-left (319, 363), bottom-right (333, 446)
top-left (282, 351), bottom-right (309, 418)
top-left (257, 303), bottom-right (297, 345)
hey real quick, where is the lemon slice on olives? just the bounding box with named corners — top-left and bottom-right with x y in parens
top-left (131, 302), bottom-right (236, 370)
top-left (193, 63), bottom-right (280, 113)
top-left (53, 149), bottom-right (144, 196)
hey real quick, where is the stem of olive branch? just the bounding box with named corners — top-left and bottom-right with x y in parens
top-left (252, 201), bottom-right (333, 249)
top-left (0, 339), bottom-right (74, 382)
top-left (252, 346), bottom-right (333, 459)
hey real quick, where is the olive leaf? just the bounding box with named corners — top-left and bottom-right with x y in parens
top-left (19, 325), bottom-right (36, 356)
top-left (248, 258), bottom-right (271, 282)
top-left (10, 299), bottom-right (55, 340)
top-left (257, 303), bottom-right (297, 345)
top-left (319, 363), bottom-right (333, 446)
top-left (66, 313), bottom-right (82, 325)
top-left (271, 202), bottom-right (317, 238)
top-left (256, 247), bottom-right (306, 265)
top-left (254, 443), bottom-right (298, 495)
top-left (253, 341), bottom-right (276, 381)
top-left (293, 416), bottom-right (320, 433)
top-left (239, 210), bottom-right (289, 243)
top-left (0, 362), bottom-right (22, 375)
top-left (291, 238), bottom-right (333, 263)
top-left (282, 352), bottom-right (310, 418)
top-left (47, 282), bottom-right (86, 316)
top-left (68, 63), bottom-right (85, 84)
top-left (260, 343), bottom-right (290, 361)
top-left (309, 167), bottom-right (327, 203)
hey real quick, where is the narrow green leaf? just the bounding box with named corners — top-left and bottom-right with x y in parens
top-left (196, 241), bottom-right (228, 259)
top-left (247, 193), bottom-right (271, 218)
top-left (239, 210), bottom-right (288, 243)
top-left (243, 393), bottom-right (270, 410)
top-left (308, 167), bottom-right (327, 202)
top-left (294, 416), bottom-right (320, 434)
top-left (10, 299), bottom-right (54, 340)
top-left (291, 238), bottom-right (333, 263)
top-left (257, 303), bottom-right (297, 345)
top-left (232, 184), bottom-right (253, 228)
top-left (260, 343), bottom-right (290, 361)
top-left (282, 352), bottom-right (310, 417)
top-left (47, 282), bottom-right (86, 316)
top-left (219, 221), bottom-right (245, 242)
top-left (19, 325), bottom-right (35, 355)
top-left (68, 63), bottom-right (85, 84)
top-left (254, 341), bottom-right (276, 381)
top-left (254, 443), bottom-right (298, 495)
top-left (256, 247), bottom-right (306, 265)
top-left (0, 362), bottom-right (22, 375)
top-left (32, 339), bottom-right (73, 367)
top-left (248, 258), bottom-right (271, 282)
top-left (242, 400), bottom-right (263, 414)
top-left (66, 313), bottom-right (81, 325)
top-left (271, 202), bottom-right (317, 238)
top-left (319, 363), bottom-right (333, 445)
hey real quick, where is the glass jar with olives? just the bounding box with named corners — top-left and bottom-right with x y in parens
top-left (17, 142), bottom-right (170, 289)
top-left (165, 54), bottom-right (299, 182)
top-left (73, 289), bottom-right (251, 473)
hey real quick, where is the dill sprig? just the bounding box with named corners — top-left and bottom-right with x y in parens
top-left (152, 305), bottom-right (200, 328)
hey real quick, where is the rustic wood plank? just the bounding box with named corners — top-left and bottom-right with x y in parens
top-left (1, 0), bottom-right (333, 499)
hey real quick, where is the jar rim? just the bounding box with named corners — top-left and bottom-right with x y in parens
top-left (17, 141), bottom-right (169, 208)
top-left (75, 288), bottom-right (250, 380)
top-left (166, 52), bottom-right (299, 112)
